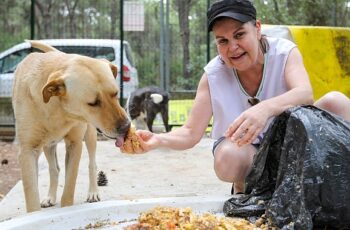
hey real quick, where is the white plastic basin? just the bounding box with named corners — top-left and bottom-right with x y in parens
top-left (0, 196), bottom-right (227, 230)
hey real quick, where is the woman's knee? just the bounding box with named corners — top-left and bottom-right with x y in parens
top-left (315, 91), bottom-right (350, 120)
top-left (315, 91), bottom-right (343, 108)
top-left (213, 140), bottom-right (255, 182)
top-left (213, 144), bottom-right (235, 180)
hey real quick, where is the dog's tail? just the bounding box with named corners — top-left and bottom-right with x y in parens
top-left (125, 94), bottom-right (132, 119)
top-left (150, 94), bottom-right (164, 104)
top-left (26, 40), bottom-right (59, 53)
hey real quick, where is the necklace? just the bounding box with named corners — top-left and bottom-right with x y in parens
top-left (233, 54), bottom-right (268, 106)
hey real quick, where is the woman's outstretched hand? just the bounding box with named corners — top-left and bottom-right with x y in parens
top-left (120, 129), bottom-right (160, 154)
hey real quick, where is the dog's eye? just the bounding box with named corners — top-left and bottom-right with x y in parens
top-left (88, 99), bottom-right (101, 107)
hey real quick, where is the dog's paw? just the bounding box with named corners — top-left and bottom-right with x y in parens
top-left (41, 197), bottom-right (56, 208)
top-left (86, 192), bottom-right (100, 203)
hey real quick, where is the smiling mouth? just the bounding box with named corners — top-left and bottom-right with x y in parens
top-left (231, 52), bottom-right (246, 59)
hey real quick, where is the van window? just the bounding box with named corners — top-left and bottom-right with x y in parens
top-left (54, 46), bottom-right (115, 61)
top-left (0, 49), bottom-right (31, 74)
top-left (124, 44), bottom-right (135, 67)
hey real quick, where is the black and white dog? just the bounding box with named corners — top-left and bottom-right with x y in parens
top-left (126, 86), bottom-right (170, 132)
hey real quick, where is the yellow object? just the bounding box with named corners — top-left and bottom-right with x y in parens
top-left (289, 26), bottom-right (350, 99)
top-left (151, 99), bottom-right (193, 127)
top-left (263, 25), bottom-right (350, 99)
top-left (152, 99), bottom-right (212, 132)
top-left (168, 99), bottom-right (194, 125)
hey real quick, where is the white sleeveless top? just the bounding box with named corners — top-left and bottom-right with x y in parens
top-left (204, 37), bottom-right (296, 143)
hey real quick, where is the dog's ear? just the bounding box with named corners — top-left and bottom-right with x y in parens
top-left (109, 63), bottom-right (118, 79)
top-left (109, 63), bottom-right (118, 78)
top-left (100, 59), bottom-right (118, 79)
top-left (42, 71), bottom-right (66, 103)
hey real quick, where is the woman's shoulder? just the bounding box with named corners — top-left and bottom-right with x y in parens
top-left (266, 36), bottom-right (296, 46)
top-left (267, 36), bottom-right (297, 55)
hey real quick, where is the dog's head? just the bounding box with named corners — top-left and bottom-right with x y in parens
top-left (30, 41), bottom-right (130, 146)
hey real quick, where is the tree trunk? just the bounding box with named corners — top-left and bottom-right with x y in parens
top-left (272, 0), bottom-right (284, 24)
top-left (304, 0), bottom-right (328, 26)
top-left (64, 0), bottom-right (79, 38)
top-left (173, 0), bottom-right (193, 84)
top-left (110, 0), bottom-right (118, 39)
top-left (35, 0), bottom-right (55, 38)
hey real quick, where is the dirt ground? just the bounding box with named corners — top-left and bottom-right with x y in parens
top-left (0, 140), bottom-right (21, 202)
top-left (0, 134), bottom-right (111, 202)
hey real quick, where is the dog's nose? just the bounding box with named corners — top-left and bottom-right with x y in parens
top-left (117, 120), bottom-right (131, 136)
top-left (114, 120), bottom-right (131, 147)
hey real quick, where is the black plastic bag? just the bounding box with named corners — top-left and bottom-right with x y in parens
top-left (223, 105), bottom-right (350, 229)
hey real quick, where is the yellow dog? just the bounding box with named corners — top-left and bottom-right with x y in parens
top-left (12, 40), bottom-right (130, 212)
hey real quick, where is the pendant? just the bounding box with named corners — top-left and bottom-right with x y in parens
top-left (248, 97), bottom-right (260, 106)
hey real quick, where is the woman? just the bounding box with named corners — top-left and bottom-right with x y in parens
top-left (121, 0), bottom-right (350, 194)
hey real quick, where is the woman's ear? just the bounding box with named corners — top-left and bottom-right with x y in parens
top-left (255, 20), bottom-right (262, 40)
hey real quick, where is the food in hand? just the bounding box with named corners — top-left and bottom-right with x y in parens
top-left (122, 126), bottom-right (142, 154)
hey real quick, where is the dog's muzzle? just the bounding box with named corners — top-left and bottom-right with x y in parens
top-left (114, 121), bottom-right (131, 147)
top-left (96, 120), bottom-right (131, 147)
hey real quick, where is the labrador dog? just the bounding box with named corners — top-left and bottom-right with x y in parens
top-left (12, 40), bottom-right (130, 212)
top-left (126, 86), bottom-right (170, 132)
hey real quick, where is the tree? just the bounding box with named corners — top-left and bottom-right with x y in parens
top-left (35, 0), bottom-right (57, 38)
top-left (109, 0), bottom-right (118, 39)
top-left (63, 0), bottom-right (79, 38)
top-left (172, 0), bottom-right (194, 86)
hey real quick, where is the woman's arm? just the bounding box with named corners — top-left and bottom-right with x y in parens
top-left (123, 73), bottom-right (213, 153)
top-left (263, 47), bottom-right (314, 115)
top-left (225, 47), bottom-right (314, 146)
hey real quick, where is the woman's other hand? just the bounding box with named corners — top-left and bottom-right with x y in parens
top-left (224, 103), bottom-right (269, 146)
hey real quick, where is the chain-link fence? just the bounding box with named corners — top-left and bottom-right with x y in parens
top-left (0, 0), bottom-right (216, 139)
top-left (0, 0), bottom-right (215, 91)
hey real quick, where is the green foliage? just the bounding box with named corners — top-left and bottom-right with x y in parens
top-left (0, 0), bottom-right (30, 50)
top-left (137, 50), bottom-right (160, 87)
top-left (253, 0), bottom-right (350, 27)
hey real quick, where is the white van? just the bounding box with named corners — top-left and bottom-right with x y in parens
top-left (0, 39), bottom-right (139, 137)
top-left (0, 39), bottom-right (138, 98)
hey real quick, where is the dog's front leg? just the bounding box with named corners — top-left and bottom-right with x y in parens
top-left (84, 124), bottom-right (100, 202)
top-left (146, 111), bottom-right (157, 132)
top-left (18, 148), bottom-right (41, 212)
top-left (61, 137), bottom-right (83, 207)
top-left (41, 144), bottom-right (60, 208)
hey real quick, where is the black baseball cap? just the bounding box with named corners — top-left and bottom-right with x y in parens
top-left (207, 0), bottom-right (256, 31)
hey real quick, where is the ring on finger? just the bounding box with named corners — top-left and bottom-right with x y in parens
top-left (239, 129), bottom-right (249, 138)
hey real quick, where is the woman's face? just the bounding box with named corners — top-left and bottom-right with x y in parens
top-left (212, 18), bottom-right (262, 71)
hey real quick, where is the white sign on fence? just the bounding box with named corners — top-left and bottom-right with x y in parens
top-left (124, 1), bottom-right (144, 31)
